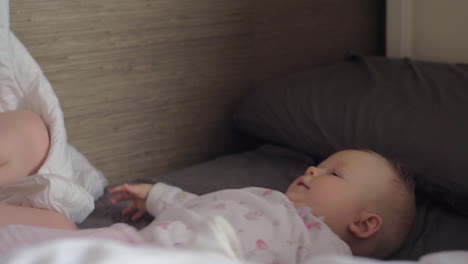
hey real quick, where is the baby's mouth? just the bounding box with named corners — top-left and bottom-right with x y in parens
top-left (298, 181), bottom-right (310, 189)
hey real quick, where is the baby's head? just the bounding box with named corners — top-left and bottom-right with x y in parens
top-left (285, 149), bottom-right (415, 258)
top-left (0, 110), bottom-right (50, 186)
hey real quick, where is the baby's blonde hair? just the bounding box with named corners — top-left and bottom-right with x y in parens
top-left (365, 151), bottom-right (416, 258)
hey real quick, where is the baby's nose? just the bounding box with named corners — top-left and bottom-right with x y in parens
top-left (305, 166), bottom-right (321, 177)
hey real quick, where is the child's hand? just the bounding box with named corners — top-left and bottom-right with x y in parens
top-left (109, 183), bottom-right (153, 221)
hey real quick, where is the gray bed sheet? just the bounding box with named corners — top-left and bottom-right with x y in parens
top-left (78, 145), bottom-right (314, 229)
top-left (78, 144), bottom-right (468, 260)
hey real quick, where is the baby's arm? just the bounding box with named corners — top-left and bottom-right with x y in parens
top-left (145, 183), bottom-right (199, 216)
top-left (109, 183), bottom-right (199, 220)
top-left (109, 183), bottom-right (152, 221)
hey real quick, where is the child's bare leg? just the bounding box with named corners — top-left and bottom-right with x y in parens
top-left (0, 204), bottom-right (77, 230)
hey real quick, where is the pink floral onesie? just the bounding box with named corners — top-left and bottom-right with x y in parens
top-left (0, 183), bottom-right (351, 263)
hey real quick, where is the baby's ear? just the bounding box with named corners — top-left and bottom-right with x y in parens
top-left (348, 212), bottom-right (382, 239)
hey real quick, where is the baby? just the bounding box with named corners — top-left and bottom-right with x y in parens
top-left (109, 149), bottom-right (416, 260)
top-left (0, 149), bottom-right (415, 262)
top-left (0, 110), bottom-right (77, 229)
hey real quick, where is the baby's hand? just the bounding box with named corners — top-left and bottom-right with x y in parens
top-left (109, 183), bottom-right (153, 221)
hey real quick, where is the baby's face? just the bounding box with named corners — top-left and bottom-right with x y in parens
top-left (0, 110), bottom-right (50, 186)
top-left (285, 150), bottom-right (397, 236)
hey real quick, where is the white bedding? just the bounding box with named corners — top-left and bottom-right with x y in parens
top-left (0, 238), bottom-right (467, 264)
top-left (0, 0), bottom-right (107, 222)
top-left (2, 0), bottom-right (468, 263)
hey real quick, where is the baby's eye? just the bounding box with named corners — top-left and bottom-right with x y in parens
top-left (331, 172), bottom-right (340, 178)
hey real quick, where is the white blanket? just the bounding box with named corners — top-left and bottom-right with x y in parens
top-left (0, 238), bottom-right (467, 264)
top-left (0, 0), bottom-right (107, 222)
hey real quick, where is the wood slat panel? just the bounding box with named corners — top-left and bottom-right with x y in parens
top-left (9, 0), bottom-right (384, 185)
top-left (10, 0), bottom-right (253, 185)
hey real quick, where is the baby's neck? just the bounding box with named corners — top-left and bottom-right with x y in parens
top-left (343, 232), bottom-right (379, 258)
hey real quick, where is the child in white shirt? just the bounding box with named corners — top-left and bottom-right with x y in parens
top-left (0, 110), bottom-right (76, 230)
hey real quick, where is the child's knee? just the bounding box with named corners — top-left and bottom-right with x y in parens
top-left (0, 110), bottom-right (50, 186)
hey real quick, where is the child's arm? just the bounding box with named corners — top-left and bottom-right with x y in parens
top-left (109, 183), bottom-right (199, 220)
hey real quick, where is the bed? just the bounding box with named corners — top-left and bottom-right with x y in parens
top-left (2, 0), bottom-right (468, 263)
top-left (78, 56), bottom-right (468, 262)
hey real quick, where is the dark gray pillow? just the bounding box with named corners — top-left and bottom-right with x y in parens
top-left (233, 56), bottom-right (468, 213)
top-left (391, 194), bottom-right (468, 260)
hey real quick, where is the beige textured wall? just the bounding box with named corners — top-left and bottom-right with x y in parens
top-left (411, 0), bottom-right (468, 63)
top-left (9, 0), bottom-right (384, 185)
top-left (10, 0), bottom-right (253, 185)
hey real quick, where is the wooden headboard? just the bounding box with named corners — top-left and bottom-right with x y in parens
top-left (9, 0), bottom-right (384, 185)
